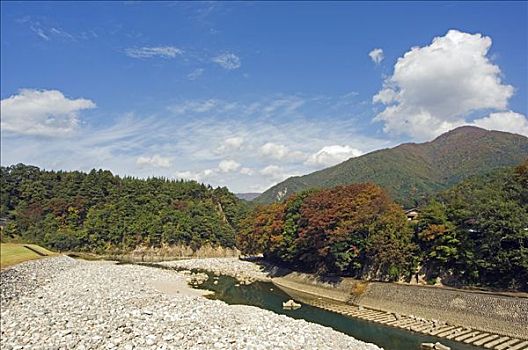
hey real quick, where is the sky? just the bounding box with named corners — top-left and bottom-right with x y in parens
top-left (1, 1), bottom-right (527, 193)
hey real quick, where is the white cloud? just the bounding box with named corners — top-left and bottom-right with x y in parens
top-left (136, 154), bottom-right (171, 168)
top-left (125, 46), bottom-right (183, 59)
top-left (260, 142), bottom-right (305, 161)
top-left (212, 52), bottom-right (241, 70)
top-left (2, 94), bottom-right (391, 193)
top-left (260, 142), bottom-right (288, 159)
top-left (217, 136), bottom-right (244, 153)
top-left (240, 167), bottom-right (255, 175)
top-left (174, 171), bottom-right (199, 181)
top-left (260, 165), bottom-right (286, 180)
top-left (218, 159), bottom-right (241, 173)
top-left (187, 68), bottom-right (204, 80)
top-left (168, 99), bottom-right (220, 114)
top-left (19, 17), bottom-right (77, 42)
top-left (472, 111), bottom-right (528, 136)
top-left (0, 89), bottom-right (96, 136)
top-left (174, 168), bottom-right (217, 182)
top-left (202, 168), bottom-right (216, 177)
top-left (369, 48), bottom-right (384, 64)
top-left (373, 30), bottom-right (514, 140)
top-left (306, 145), bottom-right (363, 167)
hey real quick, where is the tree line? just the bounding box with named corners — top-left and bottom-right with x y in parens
top-left (1, 161), bottom-right (526, 290)
top-left (237, 161), bottom-right (528, 291)
top-left (1, 164), bottom-right (247, 253)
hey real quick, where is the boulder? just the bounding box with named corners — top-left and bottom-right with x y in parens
top-left (282, 299), bottom-right (301, 310)
top-left (434, 342), bottom-right (450, 350)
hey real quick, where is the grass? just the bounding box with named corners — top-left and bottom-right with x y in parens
top-left (0, 243), bottom-right (56, 269)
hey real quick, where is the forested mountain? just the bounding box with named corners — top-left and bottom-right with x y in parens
top-left (0, 164), bottom-right (247, 252)
top-left (421, 160), bottom-right (528, 290)
top-left (239, 160), bottom-right (528, 291)
top-left (255, 126), bottom-right (528, 207)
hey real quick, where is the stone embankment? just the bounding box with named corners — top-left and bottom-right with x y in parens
top-left (153, 258), bottom-right (528, 349)
top-left (271, 271), bottom-right (528, 350)
top-left (359, 282), bottom-right (528, 340)
top-left (1, 257), bottom-right (381, 350)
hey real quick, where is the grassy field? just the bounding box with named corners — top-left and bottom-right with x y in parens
top-left (0, 243), bottom-right (56, 269)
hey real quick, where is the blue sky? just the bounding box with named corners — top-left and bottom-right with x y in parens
top-left (1, 1), bottom-right (527, 192)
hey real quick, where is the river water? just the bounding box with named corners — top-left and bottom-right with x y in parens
top-left (194, 273), bottom-right (483, 350)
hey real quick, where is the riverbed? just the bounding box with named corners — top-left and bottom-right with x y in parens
top-left (1, 257), bottom-right (381, 350)
top-left (190, 272), bottom-right (483, 350)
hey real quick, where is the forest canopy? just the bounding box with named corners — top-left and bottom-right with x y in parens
top-left (1, 161), bottom-right (526, 291)
top-left (238, 161), bottom-right (528, 291)
top-left (0, 164), bottom-right (247, 252)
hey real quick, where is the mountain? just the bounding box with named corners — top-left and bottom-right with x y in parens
top-left (235, 193), bottom-right (261, 201)
top-left (255, 126), bottom-right (528, 207)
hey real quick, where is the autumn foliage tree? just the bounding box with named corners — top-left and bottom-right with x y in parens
top-left (237, 183), bottom-right (415, 280)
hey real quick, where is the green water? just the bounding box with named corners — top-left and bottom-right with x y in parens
top-left (195, 273), bottom-right (483, 350)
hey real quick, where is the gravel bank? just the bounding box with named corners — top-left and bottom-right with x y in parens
top-left (1, 257), bottom-right (381, 350)
top-left (159, 258), bottom-right (271, 284)
top-left (1, 256), bottom-right (79, 308)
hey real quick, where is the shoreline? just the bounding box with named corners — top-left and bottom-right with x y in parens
top-left (149, 257), bottom-right (528, 347)
top-left (1, 256), bottom-right (381, 350)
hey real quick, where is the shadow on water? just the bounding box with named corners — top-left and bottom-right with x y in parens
top-left (194, 273), bottom-right (483, 350)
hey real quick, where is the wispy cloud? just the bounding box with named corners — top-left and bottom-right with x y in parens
top-left (2, 93), bottom-right (391, 192)
top-left (212, 52), bottom-right (241, 70)
top-left (369, 48), bottom-right (384, 64)
top-left (125, 46), bottom-right (183, 59)
top-left (187, 68), bottom-right (205, 80)
top-left (17, 16), bottom-right (82, 42)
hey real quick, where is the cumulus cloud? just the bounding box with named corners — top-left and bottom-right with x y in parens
top-left (239, 167), bottom-right (255, 176)
top-left (306, 145), bottom-right (363, 167)
top-left (136, 154), bottom-right (171, 168)
top-left (259, 165), bottom-right (286, 180)
top-left (174, 170), bottom-right (199, 181)
top-left (217, 136), bottom-right (244, 153)
top-left (369, 48), bottom-right (384, 64)
top-left (260, 142), bottom-right (305, 161)
top-left (174, 168), bottom-right (217, 182)
top-left (212, 52), bottom-right (241, 70)
top-left (1, 89), bottom-right (96, 136)
top-left (218, 159), bottom-right (241, 173)
top-left (373, 30), bottom-right (515, 140)
top-left (125, 46), bottom-right (183, 59)
top-left (472, 111), bottom-right (528, 136)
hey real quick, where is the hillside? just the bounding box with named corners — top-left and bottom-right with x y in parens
top-left (0, 164), bottom-right (247, 253)
top-left (255, 126), bottom-right (528, 207)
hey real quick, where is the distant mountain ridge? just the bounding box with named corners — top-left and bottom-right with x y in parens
top-left (235, 192), bottom-right (261, 201)
top-left (255, 126), bottom-right (528, 207)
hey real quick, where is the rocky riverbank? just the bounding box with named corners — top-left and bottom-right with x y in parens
top-left (159, 257), bottom-right (272, 284)
top-left (156, 257), bottom-right (528, 341)
top-left (0, 257), bottom-right (381, 350)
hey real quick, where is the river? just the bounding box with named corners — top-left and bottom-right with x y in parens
top-left (193, 273), bottom-right (483, 350)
